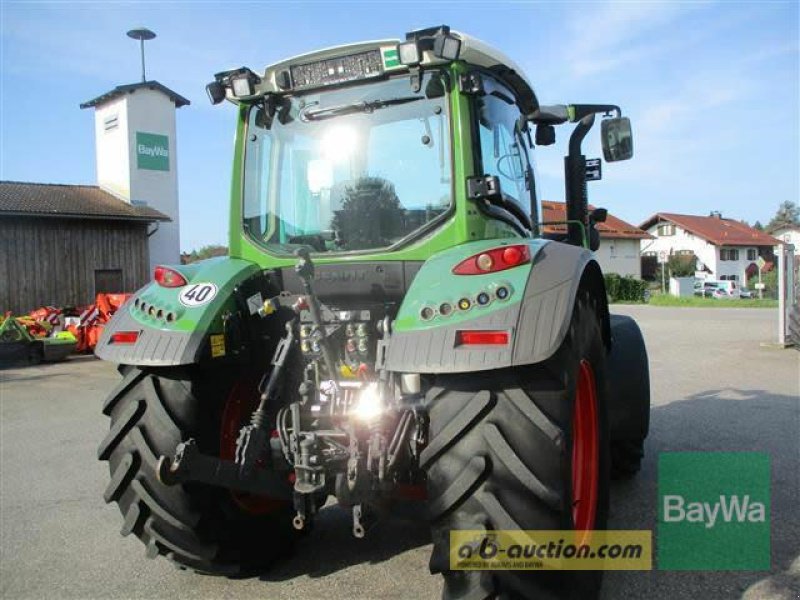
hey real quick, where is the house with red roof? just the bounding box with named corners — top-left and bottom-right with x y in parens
top-left (541, 201), bottom-right (652, 278)
top-left (639, 211), bottom-right (781, 283)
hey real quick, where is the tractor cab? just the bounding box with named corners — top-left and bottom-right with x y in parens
top-left (209, 28), bottom-right (551, 266)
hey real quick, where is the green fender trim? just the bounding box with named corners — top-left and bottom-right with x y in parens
top-left (95, 257), bottom-right (262, 366)
top-left (393, 238), bottom-right (550, 334)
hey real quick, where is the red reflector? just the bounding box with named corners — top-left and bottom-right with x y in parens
top-left (456, 330), bottom-right (510, 346)
top-left (453, 244), bottom-right (531, 275)
top-left (111, 331), bottom-right (139, 344)
top-left (154, 265), bottom-right (188, 288)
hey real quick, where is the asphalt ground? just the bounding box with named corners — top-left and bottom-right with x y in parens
top-left (1, 306), bottom-right (798, 599)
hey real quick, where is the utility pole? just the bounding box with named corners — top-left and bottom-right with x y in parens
top-left (127, 27), bottom-right (156, 82)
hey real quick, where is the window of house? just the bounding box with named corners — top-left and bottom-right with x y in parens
top-left (657, 224), bottom-right (676, 236)
top-left (720, 248), bottom-right (740, 261)
top-left (747, 249), bottom-right (757, 261)
top-left (676, 249), bottom-right (694, 256)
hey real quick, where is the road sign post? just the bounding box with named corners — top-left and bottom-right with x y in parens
top-left (756, 255), bottom-right (766, 299)
top-left (658, 251), bottom-right (668, 294)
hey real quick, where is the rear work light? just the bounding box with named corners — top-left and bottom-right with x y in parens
top-left (456, 330), bottom-right (510, 346)
top-left (110, 331), bottom-right (139, 344)
top-left (154, 266), bottom-right (187, 288)
top-left (452, 244), bottom-right (531, 275)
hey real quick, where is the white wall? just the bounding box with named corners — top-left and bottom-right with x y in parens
top-left (91, 87), bottom-right (181, 271)
top-left (125, 88), bottom-right (180, 271)
top-left (593, 238), bottom-right (642, 277)
top-left (642, 222), bottom-right (760, 282)
top-left (94, 97), bottom-right (130, 200)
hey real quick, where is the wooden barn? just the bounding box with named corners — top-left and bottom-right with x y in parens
top-left (0, 181), bottom-right (169, 313)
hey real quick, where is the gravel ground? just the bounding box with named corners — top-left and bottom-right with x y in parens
top-left (1, 306), bottom-right (798, 599)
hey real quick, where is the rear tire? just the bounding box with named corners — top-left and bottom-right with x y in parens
top-left (98, 366), bottom-right (295, 574)
top-left (423, 292), bottom-right (610, 599)
top-left (610, 439), bottom-right (644, 479)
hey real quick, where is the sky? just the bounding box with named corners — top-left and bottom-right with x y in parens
top-left (1, 1), bottom-right (798, 252)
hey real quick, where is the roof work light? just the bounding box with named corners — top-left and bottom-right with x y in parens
top-left (397, 25), bottom-right (462, 67)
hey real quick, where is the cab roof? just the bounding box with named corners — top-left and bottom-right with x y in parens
top-left (247, 29), bottom-right (538, 115)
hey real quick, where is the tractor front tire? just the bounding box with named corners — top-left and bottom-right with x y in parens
top-left (98, 366), bottom-right (294, 574)
top-left (423, 291), bottom-right (610, 600)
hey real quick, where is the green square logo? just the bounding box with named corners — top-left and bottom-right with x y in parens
top-left (658, 452), bottom-right (770, 570)
top-left (136, 132), bottom-right (170, 171)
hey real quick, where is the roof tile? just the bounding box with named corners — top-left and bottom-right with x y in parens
top-left (0, 181), bottom-right (170, 222)
top-left (540, 201), bottom-right (653, 240)
top-left (640, 212), bottom-right (780, 246)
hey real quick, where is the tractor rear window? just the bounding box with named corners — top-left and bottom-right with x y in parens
top-left (242, 72), bottom-right (452, 254)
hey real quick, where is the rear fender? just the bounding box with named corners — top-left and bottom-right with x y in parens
top-left (384, 240), bottom-right (610, 373)
top-left (95, 257), bottom-right (270, 366)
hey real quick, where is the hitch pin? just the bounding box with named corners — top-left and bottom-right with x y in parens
top-left (352, 504), bottom-right (366, 538)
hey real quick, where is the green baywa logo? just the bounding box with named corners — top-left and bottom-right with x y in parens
top-left (662, 494), bottom-right (766, 529)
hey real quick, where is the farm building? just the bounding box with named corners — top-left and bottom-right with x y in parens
top-left (0, 181), bottom-right (168, 314)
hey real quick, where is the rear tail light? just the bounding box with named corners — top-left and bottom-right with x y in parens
top-left (452, 244), bottom-right (531, 275)
top-left (110, 331), bottom-right (139, 344)
top-left (456, 330), bottom-right (510, 346)
top-left (154, 266), bottom-right (188, 288)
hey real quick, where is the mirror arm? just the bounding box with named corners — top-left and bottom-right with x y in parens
top-left (569, 104), bottom-right (621, 121)
top-left (564, 113), bottom-right (595, 247)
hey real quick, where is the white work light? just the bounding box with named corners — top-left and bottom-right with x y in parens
top-left (352, 383), bottom-right (384, 422)
top-left (433, 33), bottom-right (461, 60)
top-left (397, 41), bottom-right (421, 66)
top-left (231, 75), bottom-right (254, 98)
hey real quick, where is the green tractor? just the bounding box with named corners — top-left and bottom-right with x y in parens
top-left (96, 26), bottom-right (649, 598)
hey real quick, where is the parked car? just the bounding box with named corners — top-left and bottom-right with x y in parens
top-left (714, 280), bottom-right (740, 298)
top-left (739, 287), bottom-right (755, 299)
top-left (694, 280), bottom-right (737, 299)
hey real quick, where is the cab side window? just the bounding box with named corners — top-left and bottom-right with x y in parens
top-left (475, 80), bottom-right (532, 215)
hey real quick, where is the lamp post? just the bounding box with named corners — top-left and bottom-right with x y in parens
top-left (127, 27), bottom-right (156, 83)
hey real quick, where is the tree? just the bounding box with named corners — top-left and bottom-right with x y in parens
top-left (331, 176), bottom-right (405, 250)
top-left (753, 220), bottom-right (764, 231)
top-left (667, 253), bottom-right (696, 277)
top-left (181, 244), bottom-right (228, 264)
top-left (767, 201), bottom-right (800, 231)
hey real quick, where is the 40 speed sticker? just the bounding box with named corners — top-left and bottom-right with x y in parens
top-left (178, 283), bottom-right (218, 307)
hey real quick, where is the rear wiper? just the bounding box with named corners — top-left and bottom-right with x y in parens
top-left (301, 96), bottom-right (423, 121)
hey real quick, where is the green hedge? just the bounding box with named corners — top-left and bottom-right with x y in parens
top-left (604, 273), bottom-right (649, 303)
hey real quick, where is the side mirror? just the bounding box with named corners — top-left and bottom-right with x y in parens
top-left (590, 207), bottom-right (608, 223)
top-left (535, 123), bottom-right (556, 146)
top-left (601, 117), bottom-right (633, 162)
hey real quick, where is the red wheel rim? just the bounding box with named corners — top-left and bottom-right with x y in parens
top-left (220, 378), bottom-right (286, 515)
top-left (571, 359), bottom-right (599, 537)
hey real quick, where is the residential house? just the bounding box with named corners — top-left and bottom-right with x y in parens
top-left (768, 224), bottom-right (800, 256)
top-left (639, 212), bottom-right (780, 283)
top-left (541, 201), bottom-right (653, 278)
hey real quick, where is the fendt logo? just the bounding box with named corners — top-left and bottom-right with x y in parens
top-left (658, 452), bottom-right (770, 570)
top-left (662, 494), bottom-right (766, 529)
top-left (136, 131), bottom-right (170, 171)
